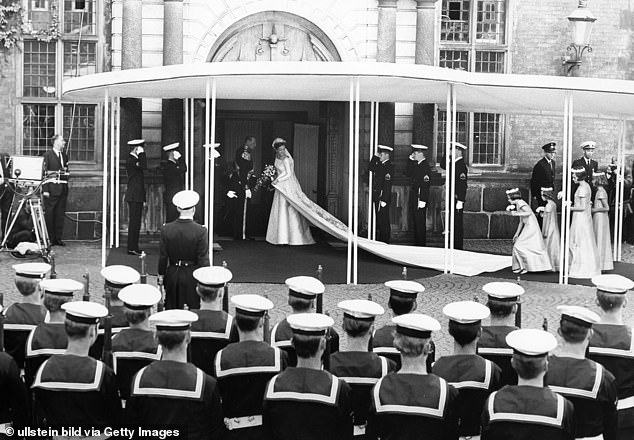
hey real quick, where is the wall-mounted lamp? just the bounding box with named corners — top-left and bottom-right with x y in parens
top-left (562, 0), bottom-right (597, 76)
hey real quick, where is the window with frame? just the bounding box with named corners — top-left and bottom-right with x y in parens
top-left (438, 0), bottom-right (507, 166)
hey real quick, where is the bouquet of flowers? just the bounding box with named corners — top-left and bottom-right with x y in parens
top-left (253, 164), bottom-right (277, 193)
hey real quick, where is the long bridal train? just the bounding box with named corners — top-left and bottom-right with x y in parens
top-left (271, 182), bottom-right (512, 277)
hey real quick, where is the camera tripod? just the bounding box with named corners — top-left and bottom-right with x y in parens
top-left (1, 183), bottom-right (51, 256)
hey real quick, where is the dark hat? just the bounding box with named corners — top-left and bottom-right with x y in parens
top-left (542, 142), bottom-right (556, 153)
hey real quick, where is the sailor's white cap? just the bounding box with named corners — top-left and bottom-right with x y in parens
top-left (580, 141), bottom-right (596, 150)
top-left (443, 301), bottom-right (490, 324)
top-left (392, 313), bottom-right (441, 339)
top-left (557, 305), bottom-right (600, 328)
top-left (541, 187), bottom-right (554, 192)
top-left (231, 294), bottom-right (274, 317)
top-left (385, 280), bottom-right (424, 299)
top-left (172, 190), bottom-right (200, 209)
top-left (118, 284), bottom-right (162, 310)
top-left (453, 142), bottom-right (468, 150)
top-left (150, 309), bottom-right (199, 330)
top-left (591, 274), bottom-right (634, 294)
top-left (127, 139), bottom-right (145, 146)
top-left (506, 329), bottom-right (557, 356)
top-left (505, 188), bottom-right (520, 195)
top-left (162, 142), bottom-right (180, 151)
top-left (483, 282), bottom-right (525, 301)
top-left (13, 262), bottom-right (51, 278)
top-left (287, 313), bottom-right (334, 336)
top-left (411, 144), bottom-right (428, 150)
top-left (338, 299), bottom-right (384, 321)
top-left (193, 266), bottom-right (233, 287)
top-left (41, 279), bottom-right (83, 297)
top-left (62, 301), bottom-right (108, 324)
top-left (285, 276), bottom-right (325, 299)
top-left (377, 144), bottom-right (394, 152)
top-left (100, 265), bottom-right (140, 288)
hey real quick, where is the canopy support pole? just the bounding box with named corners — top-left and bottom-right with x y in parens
top-left (372, 102), bottom-right (379, 241)
top-left (368, 101), bottom-right (374, 240)
top-left (204, 81), bottom-right (210, 231)
top-left (346, 79), bottom-right (354, 284)
top-left (115, 97), bottom-right (120, 248)
top-left (559, 95), bottom-right (569, 284)
top-left (184, 98), bottom-right (189, 190)
top-left (450, 85), bottom-right (457, 274)
top-left (101, 89), bottom-right (109, 268)
top-left (562, 93), bottom-right (574, 285)
top-left (190, 98), bottom-right (195, 191)
top-left (353, 79), bottom-right (360, 284)
top-left (615, 117), bottom-right (626, 261)
top-left (209, 79), bottom-right (217, 266)
top-left (109, 97), bottom-right (115, 248)
top-left (443, 87), bottom-right (452, 274)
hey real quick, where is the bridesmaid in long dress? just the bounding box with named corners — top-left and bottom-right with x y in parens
top-left (567, 167), bottom-right (601, 278)
top-left (537, 187), bottom-right (560, 272)
top-left (505, 188), bottom-right (552, 274)
top-left (592, 171), bottom-right (614, 271)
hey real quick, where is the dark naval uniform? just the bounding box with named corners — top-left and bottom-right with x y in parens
top-left (432, 354), bottom-right (502, 438)
top-left (571, 156), bottom-right (598, 197)
top-left (126, 360), bottom-right (226, 440)
top-left (4, 303), bottom-right (46, 369)
top-left (328, 352), bottom-right (396, 439)
top-left (90, 305), bottom-right (129, 360)
top-left (214, 341), bottom-right (287, 440)
top-left (372, 325), bottom-right (435, 371)
top-left (477, 326), bottom-right (518, 386)
top-left (42, 148), bottom-right (69, 244)
top-left (263, 367), bottom-right (353, 439)
top-left (440, 156), bottom-right (467, 250)
top-left (189, 310), bottom-right (238, 376)
top-left (588, 323), bottom-right (634, 439)
top-left (125, 150), bottom-right (146, 254)
top-left (481, 386), bottom-right (575, 440)
top-left (530, 157), bottom-right (556, 213)
top-left (545, 355), bottom-right (618, 440)
top-left (158, 218), bottom-right (210, 310)
top-left (0, 352), bottom-right (29, 435)
top-left (404, 158), bottom-right (431, 246)
top-left (367, 373), bottom-right (459, 440)
top-left (368, 157), bottom-right (394, 243)
top-left (163, 157), bottom-right (188, 223)
top-left (32, 354), bottom-right (121, 427)
top-left (271, 318), bottom-right (340, 367)
top-left (24, 322), bottom-right (67, 388)
top-left (111, 328), bottom-right (160, 401)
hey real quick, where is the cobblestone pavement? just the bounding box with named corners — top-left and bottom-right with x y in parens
top-left (2, 239), bottom-right (634, 359)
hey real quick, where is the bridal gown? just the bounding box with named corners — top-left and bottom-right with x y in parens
top-left (266, 155), bottom-right (315, 245)
top-left (568, 181), bottom-right (601, 278)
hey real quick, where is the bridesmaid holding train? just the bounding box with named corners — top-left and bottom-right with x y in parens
top-left (592, 171), bottom-right (614, 271)
top-left (537, 187), bottom-right (560, 272)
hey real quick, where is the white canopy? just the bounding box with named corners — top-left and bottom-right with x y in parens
top-left (63, 61), bottom-right (634, 118)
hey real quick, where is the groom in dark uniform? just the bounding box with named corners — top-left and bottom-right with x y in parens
top-left (126, 139), bottom-right (147, 255)
top-left (369, 145), bottom-right (394, 243)
top-left (42, 134), bottom-right (69, 246)
top-left (530, 142), bottom-right (557, 225)
top-left (232, 136), bottom-right (256, 240)
top-left (572, 141), bottom-right (598, 198)
top-left (404, 144), bottom-right (431, 246)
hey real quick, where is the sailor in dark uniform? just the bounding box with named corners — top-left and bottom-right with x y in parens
top-left (263, 312), bottom-right (353, 439)
top-left (0, 305), bottom-right (30, 437)
top-left (546, 305), bottom-right (618, 440)
top-left (32, 301), bottom-right (121, 428)
top-left (24, 278), bottom-right (83, 388)
top-left (125, 139), bottom-right (147, 256)
top-left (4, 262), bottom-right (50, 369)
top-left (162, 142), bottom-right (188, 224)
top-left (367, 313), bottom-right (459, 440)
top-left (372, 280), bottom-right (435, 371)
top-left (369, 144), bottom-right (394, 243)
top-left (126, 309), bottom-right (226, 439)
top-left (433, 301), bottom-right (502, 439)
top-left (214, 294), bottom-right (287, 440)
top-left (440, 142), bottom-right (468, 250)
top-left (571, 141), bottom-right (599, 198)
top-left (477, 282), bottom-right (525, 386)
top-left (481, 329), bottom-right (575, 440)
top-left (111, 284), bottom-right (162, 402)
top-left (271, 276), bottom-right (339, 367)
top-left (189, 266), bottom-right (238, 376)
top-left (158, 189), bottom-right (210, 310)
top-left (404, 144), bottom-right (431, 246)
top-left (329, 299), bottom-right (396, 439)
top-left (587, 274), bottom-right (634, 440)
top-left (530, 142), bottom-right (558, 222)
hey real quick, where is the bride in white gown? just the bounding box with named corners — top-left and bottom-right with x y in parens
top-left (266, 138), bottom-right (316, 245)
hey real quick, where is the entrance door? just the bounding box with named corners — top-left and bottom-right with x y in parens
top-left (293, 123), bottom-right (319, 203)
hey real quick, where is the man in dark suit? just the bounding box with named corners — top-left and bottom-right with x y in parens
top-left (125, 139), bottom-right (147, 256)
top-left (42, 134), bottom-right (69, 246)
top-left (530, 142), bottom-right (557, 224)
top-left (223, 162), bottom-right (255, 240)
top-left (404, 144), bottom-right (431, 246)
top-left (572, 141), bottom-right (598, 198)
top-left (158, 190), bottom-right (210, 310)
top-left (369, 144), bottom-right (394, 243)
top-left (0, 153), bottom-right (13, 234)
top-left (162, 142), bottom-right (187, 224)
top-left (233, 136), bottom-right (256, 239)
top-left (440, 142), bottom-right (468, 250)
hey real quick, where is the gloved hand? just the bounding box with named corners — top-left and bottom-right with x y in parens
top-left (226, 191), bottom-right (237, 199)
top-left (380, 201), bottom-right (387, 208)
top-left (418, 201), bottom-right (426, 209)
top-left (557, 191), bottom-right (563, 200)
top-left (456, 201), bottom-right (464, 210)
top-left (43, 191), bottom-right (50, 198)
top-left (506, 205), bottom-right (515, 211)
top-left (173, 151), bottom-right (181, 160)
top-left (536, 206), bottom-right (545, 213)
top-left (563, 200), bottom-right (572, 208)
top-left (136, 146), bottom-right (145, 155)
top-left (245, 189), bottom-right (252, 199)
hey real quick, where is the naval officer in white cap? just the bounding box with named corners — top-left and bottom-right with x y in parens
top-left (127, 309), bottom-right (226, 439)
top-left (369, 144), bottom-right (394, 243)
top-left (587, 274), bottom-right (634, 440)
top-left (126, 138), bottom-right (147, 255)
top-left (440, 141), bottom-right (468, 250)
top-left (546, 305), bottom-right (617, 440)
top-left (481, 329), bottom-right (574, 440)
top-left (32, 301), bottom-right (121, 427)
top-left (404, 144), bottom-right (432, 246)
top-left (162, 142), bottom-right (187, 223)
top-left (158, 189), bottom-right (210, 310)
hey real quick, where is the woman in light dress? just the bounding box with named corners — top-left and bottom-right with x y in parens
top-left (567, 167), bottom-right (601, 278)
top-left (536, 187), bottom-right (560, 272)
top-left (592, 171), bottom-right (614, 271)
top-left (506, 188), bottom-right (552, 274)
top-left (266, 138), bottom-right (315, 246)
